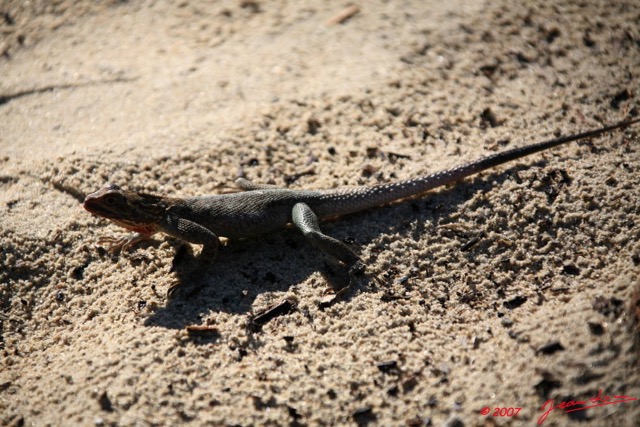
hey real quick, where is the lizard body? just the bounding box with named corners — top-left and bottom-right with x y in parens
top-left (84, 118), bottom-right (639, 284)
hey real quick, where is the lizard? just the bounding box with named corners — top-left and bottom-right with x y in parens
top-left (83, 117), bottom-right (639, 294)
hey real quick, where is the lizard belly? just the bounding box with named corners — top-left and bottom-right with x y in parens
top-left (209, 211), bottom-right (290, 239)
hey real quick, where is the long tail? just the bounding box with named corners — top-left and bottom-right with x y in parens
top-left (314, 117), bottom-right (640, 218)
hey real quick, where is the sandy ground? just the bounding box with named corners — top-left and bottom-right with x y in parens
top-left (1, 1), bottom-right (640, 426)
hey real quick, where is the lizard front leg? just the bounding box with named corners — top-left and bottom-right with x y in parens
top-left (161, 214), bottom-right (221, 262)
top-left (291, 202), bottom-right (365, 289)
top-left (161, 214), bottom-right (221, 300)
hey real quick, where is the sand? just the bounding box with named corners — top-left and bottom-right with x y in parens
top-left (1, 1), bottom-right (639, 426)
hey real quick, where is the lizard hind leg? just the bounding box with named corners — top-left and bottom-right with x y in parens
top-left (291, 202), bottom-right (365, 287)
top-left (235, 178), bottom-right (283, 191)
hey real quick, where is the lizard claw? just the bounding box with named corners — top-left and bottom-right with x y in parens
top-left (349, 260), bottom-right (366, 276)
top-left (166, 277), bottom-right (204, 301)
top-left (96, 233), bottom-right (150, 253)
top-left (97, 236), bottom-right (127, 253)
top-left (166, 280), bottom-right (182, 300)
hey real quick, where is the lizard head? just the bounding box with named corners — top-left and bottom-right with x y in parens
top-left (83, 184), bottom-right (168, 233)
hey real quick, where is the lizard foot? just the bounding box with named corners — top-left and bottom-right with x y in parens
top-left (349, 260), bottom-right (366, 276)
top-left (97, 236), bottom-right (128, 253)
top-left (166, 255), bottom-right (209, 301)
top-left (321, 258), bottom-right (366, 292)
top-left (321, 261), bottom-right (350, 291)
top-left (166, 277), bottom-right (205, 301)
top-left (97, 233), bottom-right (150, 253)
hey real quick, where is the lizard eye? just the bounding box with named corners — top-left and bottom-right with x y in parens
top-left (105, 196), bottom-right (117, 205)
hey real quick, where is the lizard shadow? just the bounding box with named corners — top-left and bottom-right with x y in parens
top-left (143, 233), bottom-right (335, 330)
top-left (144, 159), bottom-right (561, 330)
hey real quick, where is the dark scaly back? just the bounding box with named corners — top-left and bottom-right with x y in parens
top-left (311, 118), bottom-right (639, 219)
